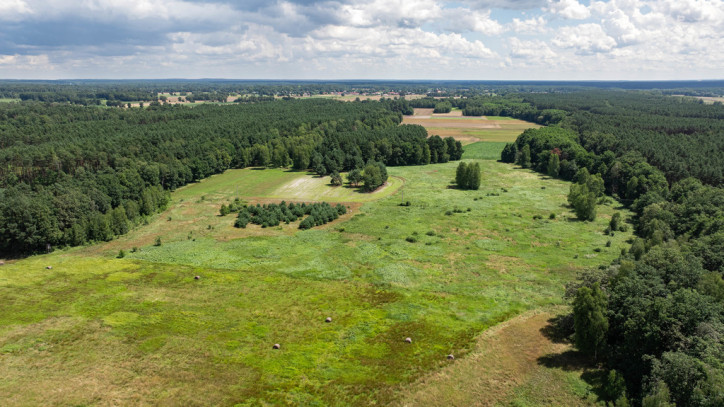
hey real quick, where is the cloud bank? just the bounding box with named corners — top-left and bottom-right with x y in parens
top-left (0, 0), bottom-right (722, 79)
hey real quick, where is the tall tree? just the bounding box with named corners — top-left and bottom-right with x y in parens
top-left (456, 162), bottom-right (468, 188)
top-left (573, 283), bottom-right (608, 360)
top-left (518, 144), bottom-right (531, 168)
top-left (547, 152), bottom-right (560, 177)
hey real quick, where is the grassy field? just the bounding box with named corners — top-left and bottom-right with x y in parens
top-left (0, 146), bottom-right (629, 405)
top-left (403, 109), bottom-right (540, 149)
top-left (0, 98), bottom-right (20, 103)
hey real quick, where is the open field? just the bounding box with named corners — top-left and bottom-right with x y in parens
top-left (0, 98), bottom-right (20, 103)
top-left (0, 149), bottom-right (630, 405)
top-left (695, 96), bottom-right (724, 104)
top-left (671, 95), bottom-right (724, 104)
top-left (403, 108), bottom-right (541, 153)
top-left (81, 169), bottom-right (403, 255)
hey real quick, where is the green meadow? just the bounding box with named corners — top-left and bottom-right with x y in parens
top-left (0, 142), bottom-right (632, 405)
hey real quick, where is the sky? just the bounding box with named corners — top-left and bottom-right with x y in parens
top-left (0, 0), bottom-right (722, 80)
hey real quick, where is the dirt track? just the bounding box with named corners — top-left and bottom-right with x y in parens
top-left (396, 310), bottom-right (593, 406)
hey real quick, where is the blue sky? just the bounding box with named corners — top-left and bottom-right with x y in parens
top-left (0, 0), bottom-right (722, 79)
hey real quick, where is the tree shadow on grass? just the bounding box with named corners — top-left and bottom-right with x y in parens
top-left (540, 314), bottom-right (574, 344)
top-left (537, 350), bottom-right (590, 371)
top-left (537, 315), bottom-right (609, 402)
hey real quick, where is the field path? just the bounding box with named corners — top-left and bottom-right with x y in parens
top-left (396, 310), bottom-right (593, 406)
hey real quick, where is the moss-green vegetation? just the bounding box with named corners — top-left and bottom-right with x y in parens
top-left (0, 157), bottom-right (632, 405)
top-left (461, 141), bottom-right (509, 160)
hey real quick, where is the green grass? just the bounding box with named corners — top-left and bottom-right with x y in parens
top-left (461, 141), bottom-right (508, 160)
top-left (0, 98), bottom-right (20, 103)
top-left (0, 159), bottom-right (631, 405)
top-left (173, 167), bottom-right (402, 203)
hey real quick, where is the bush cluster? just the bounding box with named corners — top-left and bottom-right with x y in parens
top-left (219, 198), bottom-right (246, 216)
top-left (455, 162), bottom-right (481, 190)
top-left (234, 201), bottom-right (346, 229)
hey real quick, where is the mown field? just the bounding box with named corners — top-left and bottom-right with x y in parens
top-left (0, 143), bottom-right (631, 406)
top-left (403, 108), bottom-right (542, 147)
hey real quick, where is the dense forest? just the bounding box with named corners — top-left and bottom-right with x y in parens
top-left (502, 91), bottom-right (724, 406)
top-left (519, 91), bottom-right (724, 186)
top-left (0, 98), bottom-right (459, 255)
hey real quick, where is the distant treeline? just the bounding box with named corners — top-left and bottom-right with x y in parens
top-left (2, 80), bottom-right (722, 106)
top-left (503, 91), bottom-right (724, 405)
top-left (407, 96), bottom-right (567, 125)
top-left (0, 99), bottom-right (460, 255)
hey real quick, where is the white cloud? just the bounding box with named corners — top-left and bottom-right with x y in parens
top-left (553, 23), bottom-right (616, 54)
top-left (0, 0), bottom-right (32, 20)
top-left (600, 8), bottom-right (641, 45)
top-left (444, 8), bottom-right (505, 35)
top-left (509, 16), bottom-right (547, 33)
top-left (306, 25), bottom-right (496, 59)
top-left (509, 37), bottom-right (556, 59)
top-left (0, 0), bottom-right (723, 79)
top-left (0, 53), bottom-right (51, 67)
top-left (652, 0), bottom-right (724, 23)
top-left (546, 0), bottom-right (591, 19)
top-left (336, 0), bottom-right (442, 28)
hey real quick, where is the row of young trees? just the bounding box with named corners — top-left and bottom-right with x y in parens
top-left (503, 90), bottom-right (724, 406)
top-left (232, 201), bottom-right (346, 229)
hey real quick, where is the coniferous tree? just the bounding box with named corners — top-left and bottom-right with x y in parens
top-left (501, 143), bottom-right (517, 163)
top-left (456, 162), bottom-right (468, 188)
